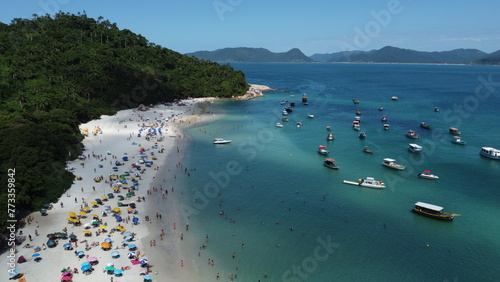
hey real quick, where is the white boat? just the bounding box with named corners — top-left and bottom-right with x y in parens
top-left (280, 100), bottom-right (286, 105)
top-left (451, 136), bottom-right (466, 145)
top-left (326, 133), bottom-right (335, 141)
top-left (382, 158), bottom-right (406, 170)
top-left (275, 123), bottom-right (283, 128)
top-left (381, 115), bottom-right (388, 122)
top-left (308, 114), bottom-right (314, 118)
top-left (296, 122), bottom-right (302, 128)
top-left (383, 124), bottom-right (390, 130)
top-left (318, 145), bottom-right (329, 155)
top-left (391, 96), bottom-right (399, 101)
top-left (353, 124), bottom-right (360, 131)
top-left (282, 117), bottom-right (289, 122)
top-left (406, 130), bottom-right (419, 139)
top-left (343, 177), bottom-right (385, 189)
top-left (480, 147), bottom-right (500, 160)
top-left (418, 170), bottom-right (439, 180)
top-left (282, 110), bottom-right (288, 116)
top-left (213, 138), bottom-right (231, 144)
top-left (408, 143), bottom-right (422, 153)
top-left (359, 132), bottom-right (366, 139)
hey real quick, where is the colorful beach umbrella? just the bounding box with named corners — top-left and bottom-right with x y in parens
top-left (128, 244), bottom-right (136, 249)
top-left (81, 264), bottom-right (91, 271)
top-left (104, 238), bottom-right (112, 243)
top-left (87, 256), bottom-right (98, 262)
top-left (111, 251), bottom-right (120, 258)
top-left (32, 253), bottom-right (41, 258)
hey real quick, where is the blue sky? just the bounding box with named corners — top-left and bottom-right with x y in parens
top-left (1, 0), bottom-right (499, 56)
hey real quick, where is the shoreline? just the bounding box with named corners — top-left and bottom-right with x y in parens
top-left (1, 97), bottom-right (221, 282)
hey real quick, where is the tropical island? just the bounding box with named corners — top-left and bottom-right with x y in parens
top-left (0, 12), bottom-right (249, 233)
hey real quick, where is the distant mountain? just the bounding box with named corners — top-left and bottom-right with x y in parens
top-left (186, 47), bottom-right (313, 63)
top-left (473, 50), bottom-right (500, 65)
top-left (310, 51), bottom-right (364, 62)
top-left (326, 46), bottom-right (487, 64)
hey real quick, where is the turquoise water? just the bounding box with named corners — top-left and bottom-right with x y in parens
top-left (177, 63), bottom-right (500, 281)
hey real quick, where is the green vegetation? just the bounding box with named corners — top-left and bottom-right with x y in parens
top-left (0, 12), bottom-right (248, 233)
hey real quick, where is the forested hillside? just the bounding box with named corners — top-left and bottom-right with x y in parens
top-left (0, 12), bottom-right (248, 233)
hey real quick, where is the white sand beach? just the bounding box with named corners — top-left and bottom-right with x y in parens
top-left (2, 98), bottom-right (220, 282)
top-left (3, 84), bottom-right (270, 282)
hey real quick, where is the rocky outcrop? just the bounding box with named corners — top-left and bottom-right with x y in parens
top-left (233, 84), bottom-right (275, 101)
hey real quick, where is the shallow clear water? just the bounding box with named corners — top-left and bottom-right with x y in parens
top-left (175, 63), bottom-right (500, 282)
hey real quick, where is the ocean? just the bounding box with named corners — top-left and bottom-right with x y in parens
top-left (175, 63), bottom-right (500, 281)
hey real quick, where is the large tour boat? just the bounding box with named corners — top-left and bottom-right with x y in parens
top-left (408, 143), bottom-right (422, 153)
top-left (382, 158), bottom-right (406, 170)
top-left (413, 202), bottom-right (458, 221)
top-left (480, 147), bottom-right (500, 160)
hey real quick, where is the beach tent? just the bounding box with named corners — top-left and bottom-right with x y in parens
top-left (17, 256), bottom-right (27, 263)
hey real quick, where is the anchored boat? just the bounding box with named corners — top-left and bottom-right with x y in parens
top-left (413, 202), bottom-right (458, 221)
top-left (343, 177), bottom-right (385, 189)
top-left (323, 158), bottom-right (339, 169)
top-left (382, 158), bottom-right (406, 170)
top-left (480, 147), bottom-right (500, 160)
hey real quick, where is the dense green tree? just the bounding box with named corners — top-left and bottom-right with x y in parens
top-left (0, 12), bottom-right (248, 233)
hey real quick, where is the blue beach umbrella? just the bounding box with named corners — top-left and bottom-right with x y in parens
top-left (143, 275), bottom-right (152, 280)
top-left (140, 259), bottom-right (148, 265)
top-left (128, 244), bottom-right (136, 250)
top-left (114, 269), bottom-right (123, 275)
top-left (122, 231), bottom-right (132, 237)
top-left (115, 216), bottom-right (122, 222)
top-left (104, 238), bottom-right (112, 243)
top-left (9, 268), bottom-right (20, 276)
top-left (81, 262), bottom-right (90, 267)
top-left (81, 264), bottom-right (91, 271)
top-left (111, 251), bottom-right (120, 258)
top-left (132, 217), bottom-right (139, 223)
top-left (32, 253), bottom-right (41, 258)
top-left (63, 243), bottom-right (72, 249)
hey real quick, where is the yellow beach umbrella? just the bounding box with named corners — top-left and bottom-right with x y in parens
top-left (112, 207), bottom-right (121, 212)
top-left (67, 218), bottom-right (76, 222)
top-left (83, 230), bottom-right (91, 234)
top-left (91, 202), bottom-right (98, 206)
top-left (113, 187), bottom-right (119, 191)
top-left (100, 225), bottom-right (107, 229)
top-left (79, 211), bottom-right (87, 215)
top-left (92, 214), bottom-right (99, 218)
top-left (83, 206), bottom-right (91, 210)
top-left (101, 196), bottom-right (107, 200)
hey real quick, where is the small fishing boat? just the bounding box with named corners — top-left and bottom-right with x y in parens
top-left (451, 136), bottom-right (466, 145)
top-left (213, 138), bottom-right (232, 144)
top-left (343, 177), bottom-right (385, 189)
top-left (323, 158), bottom-right (339, 169)
top-left (391, 96), bottom-right (398, 101)
top-left (282, 110), bottom-right (288, 116)
top-left (354, 116), bottom-right (361, 122)
top-left (326, 126), bottom-right (332, 131)
top-left (406, 130), bottom-right (419, 139)
top-left (434, 107), bottom-right (440, 112)
top-left (318, 145), bottom-right (329, 155)
top-left (379, 105), bottom-right (384, 111)
top-left (296, 122), bottom-right (302, 128)
top-left (355, 109), bottom-right (362, 116)
top-left (326, 133), bottom-right (335, 141)
top-left (382, 158), bottom-right (405, 170)
top-left (381, 115), bottom-right (388, 122)
top-left (420, 122), bottom-right (431, 129)
top-left (480, 147), bottom-right (500, 160)
top-left (383, 124), bottom-right (390, 130)
top-left (353, 98), bottom-right (359, 104)
top-left (413, 202), bottom-right (458, 221)
top-left (275, 123), bottom-right (283, 128)
top-left (408, 143), bottom-right (422, 153)
top-left (363, 146), bottom-right (374, 154)
top-left (449, 127), bottom-right (461, 135)
top-left (308, 114), bottom-right (314, 118)
top-left (280, 100), bottom-right (286, 105)
top-left (418, 170), bottom-right (439, 180)
top-left (359, 132), bottom-right (366, 139)
top-left (282, 117), bottom-right (289, 122)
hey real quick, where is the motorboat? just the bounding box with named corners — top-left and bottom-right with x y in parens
top-left (280, 100), bottom-right (286, 105)
top-left (408, 143), bottom-right (422, 153)
top-left (290, 101), bottom-right (296, 107)
top-left (326, 126), bottom-right (332, 131)
top-left (363, 146), bottom-right (374, 154)
top-left (413, 202), bottom-right (458, 221)
top-left (355, 109), bottom-right (362, 116)
top-left (302, 93), bottom-right (308, 105)
top-left (352, 121), bottom-right (360, 131)
top-left (420, 122), bottom-right (431, 129)
top-left (382, 158), bottom-right (405, 170)
top-left (282, 117), bottom-right (289, 122)
top-left (275, 123), bottom-right (283, 128)
top-left (323, 158), bottom-right (339, 169)
top-left (282, 110), bottom-right (288, 116)
top-left (383, 124), bottom-right (390, 130)
top-left (213, 138), bottom-right (232, 144)
top-left (480, 147), bottom-right (500, 160)
top-left (381, 115), bottom-right (388, 122)
top-left (326, 133), bottom-right (335, 141)
top-left (418, 170), bottom-right (439, 180)
top-left (406, 130), bottom-right (419, 139)
top-left (308, 114), bottom-right (314, 118)
top-left (318, 145), bottom-right (329, 155)
top-left (285, 107), bottom-right (293, 112)
top-left (449, 127), bottom-right (461, 135)
top-left (354, 116), bottom-right (361, 122)
top-left (434, 107), bottom-right (440, 112)
top-left (359, 132), bottom-right (366, 139)
top-left (353, 98), bottom-right (359, 104)
top-left (296, 122), bottom-right (302, 128)
top-left (391, 96), bottom-right (398, 101)
top-left (379, 105), bottom-right (384, 111)
top-left (343, 177), bottom-right (385, 189)
top-left (451, 136), bottom-right (466, 145)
